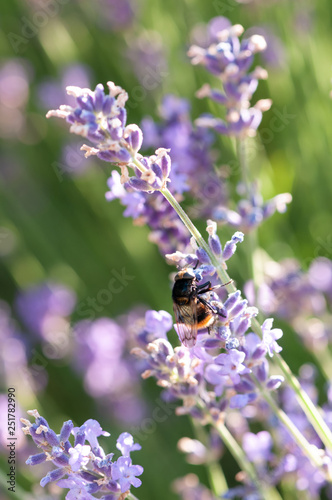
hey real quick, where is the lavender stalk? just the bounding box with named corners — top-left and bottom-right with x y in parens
top-left (46, 78), bottom-right (332, 485)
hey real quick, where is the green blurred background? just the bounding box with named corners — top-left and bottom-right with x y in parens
top-left (1, 0), bottom-right (332, 498)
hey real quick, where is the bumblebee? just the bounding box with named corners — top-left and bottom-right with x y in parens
top-left (172, 268), bottom-right (228, 348)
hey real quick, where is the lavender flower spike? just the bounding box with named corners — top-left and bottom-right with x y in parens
top-left (47, 81), bottom-right (174, 195)
top-left (189, 19), bottom-right (272, 138)
top-left (21, 410), bottom-right (143, 498)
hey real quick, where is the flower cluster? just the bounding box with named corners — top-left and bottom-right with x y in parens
top-left (188, 18), bottom-right (271, 138)
top-left (213, 182), bottom-right (292, 232)
top-left (141, 94), bottom-right (221, 199)
top-left (186, 19), bottom-right (292, 234)
top-left (46, 82), bottom-right (171, 194)
top-left (21, 410), bottom-right (143, 499)
top-left (42, 21), bottom-right (332, 500)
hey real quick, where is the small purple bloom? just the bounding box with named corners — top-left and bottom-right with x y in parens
top-left (229, 393), bottom-right (257, 409)
top-left (73, 420), bottom-right (110, 450)
top-left (116, 432), bottom-right (141, 456)
top-left (214, 350), bottom-right (247, 377)
top-left (262, 318), bottom-right (283, 356)
top-left (68, 444), bottom-right (91, 472)
top-left (144, 310), bottom-right (173, 340)
top-left (57, 475), bottom-right (96, 500)
top-left (111, 456), bottom-right (143, 493)
top-left (242, 431), bottom-right (273, 463)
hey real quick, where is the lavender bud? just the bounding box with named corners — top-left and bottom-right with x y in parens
top-left (229, 300), bottom-right (248, 318)
top-left (40, 468), bottom-right (66, 487)
top-left (45, 429), bottom-right (60, 447)
top-left (52, 453), bottom-right (70, 467)
top-left (252, 345), bottom-right (268, 361)
top-left (159, 150), bottom-right (171, 179)
top-left (235, 317), bottom-right (251, 336)
top-left (97, 148), bottom-right (132, 164)
top-left (229, 393), bottom-right (257, 409)
top-left (234, 379), bottom-right (255, 392)
top-left (206, 220), bottom-right (222, 256)
top-left (26, 453), bottom-right (47, 465)
top-left (74, 430), bottom-right (86, 447)
top-left (224, 291), bottom-right (241, 309)
top-left (222, 232), bottom-right (244, 261)
top-left (256, 359), bottom-right (268, 383)
top-left (125, 124), bottom-right (143, 152)
top-left (196, 247), bottom-right (211, 264)
top-left (266, 376), bottom-right (284, 391)
top-left (209, 235), bottom-right (222, 257)
top-left (60, 420), bottom-right (74, 442)
top-left (128, 177), bottom-right (154, 192)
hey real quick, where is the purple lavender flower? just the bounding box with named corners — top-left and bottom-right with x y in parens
top-left (213, 184), bottom-right (292, 232)
top-left (68, 444), bottom-right (91, 471)
top-left (15, 281), bottom-right (76, 342)
top-left (72, 419), bottom-right (110, 451)
top-left (116, 432), bottom-right (142, 456)
top-left (111, 456), bottom-right (143, 492)
top-left (188, 20), bottom-right (272, 138)
top-left (136, 309), bottom-right (173, 345)
top-left (47, 82), bottom-right (173, 196)
top-left (22, 410), bottom-right (143, 497)
top-left (106, 170), bottom-right (191, 254)
top-left (242, 431), bottom-right (273, 463)
top-left (141, 94), bottom-right (227, 219)
top-left (261, 318), bottom-right (283, 356)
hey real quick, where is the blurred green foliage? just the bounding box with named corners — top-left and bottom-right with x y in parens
top-left (1, 0), bottom-right (332, 498)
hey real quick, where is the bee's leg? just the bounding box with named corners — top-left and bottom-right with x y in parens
top-left (198, 296), bottom-right (227, 319)
top-left (197, 280), bottom-right (233, 295)
top-left (196, 281), bottom-right (213, 294)
top-left (198, 296), bottom-right (217, 313)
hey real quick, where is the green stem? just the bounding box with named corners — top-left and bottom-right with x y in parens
top-left (274, 350), bottom-right (332, 451)
top-left (236, 137), bottom-right (259, 301)
top-left (234, 138), bottom-right (332, 453)
top-left (208, 415), bottom-right (282, 500)
top-left (252, 374), bottom-right (324, 470)
top-left (236, 138), bottom-right (250, 199)
top-left (207, 460), bottom-right (228, 497)
top-left (191, 418), bottom-right (228, 496)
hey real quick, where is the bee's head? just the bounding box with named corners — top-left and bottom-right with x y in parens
top-left (174, 268), bottom-right (197, 281)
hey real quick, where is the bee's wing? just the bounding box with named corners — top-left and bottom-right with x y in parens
top-left (173, 299), bottom-right (198, 348)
